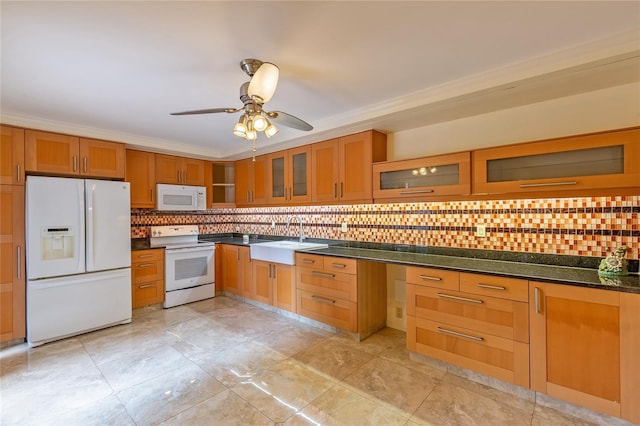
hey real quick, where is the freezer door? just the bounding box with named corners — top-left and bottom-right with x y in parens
top-left (27, 268), bottom-right (132, 347)
top-left (85, 180), bottom-right (131, 272)
top-left (26, 176), bottom-right (85, 279)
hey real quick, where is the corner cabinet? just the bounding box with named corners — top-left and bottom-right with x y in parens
top-left (268, 146), bottom-right (312, 205)
top-left (0, 185), bottom-right (25, 342)
top-left (312, 130), bottom-right (387, 204)
top-left (529, 282), bottom-right (622, 419)
top-left (25, 130), bottom-right (125, 179)
top-left (1, 126), bottom-right (25, 185)
top-left (125, 149), bottom-right (156, 208)
top-left (373, 152), bottom-right (471, 201)
top-left (473, 128), bottom-right (640, 195)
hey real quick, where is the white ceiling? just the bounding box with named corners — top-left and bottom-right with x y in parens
top-left (1, 1), bottom-right (639, 160)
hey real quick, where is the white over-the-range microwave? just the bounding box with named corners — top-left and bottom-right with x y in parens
top-left (156, 184), bottom-right (206, 211)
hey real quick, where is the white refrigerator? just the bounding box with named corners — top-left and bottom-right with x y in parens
top-left (26, 176), bottom-right (132, 347)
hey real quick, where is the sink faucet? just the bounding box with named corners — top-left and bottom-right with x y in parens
top-left (286, 215), bottom-right (305, 243)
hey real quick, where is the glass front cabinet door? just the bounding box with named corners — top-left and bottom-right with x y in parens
top-left (373, 152), bottom-right (471, 201)
top-left (269, 146), bottom-right (311, 204)
top-left (472, 128), bottom-right (640, 195)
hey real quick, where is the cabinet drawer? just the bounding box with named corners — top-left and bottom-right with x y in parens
top-left (297, 267), bottom-right (357, 302)
top-left (132, 249), bottom-right (164, 262)
top-left (407, 284), bottom-right (529, 343)
top-left (323, 257), bottom-right (357, 274)
top-left (296, 253), bottom-right (324, 268)
top-left (460, 273), bottom-right (528, 302)
top-left (132, 260), bottom-right (163, 283)
top-left (297, 289), bottom-right (357, 332)
top-left (407, 315), bottom-right (529, 388)
top-left (406, 266), bottom-right (459, 291)
top-left (132, 280), bottom-right (164, 308)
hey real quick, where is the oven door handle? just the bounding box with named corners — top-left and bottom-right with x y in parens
top-left (165, 246), bottom-right (214, 254)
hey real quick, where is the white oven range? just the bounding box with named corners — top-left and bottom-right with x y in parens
top-left (150, 225), bottom-right (215, 308)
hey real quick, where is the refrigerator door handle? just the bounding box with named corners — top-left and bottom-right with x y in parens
top-left (85, 181), bottom-right (94, 270)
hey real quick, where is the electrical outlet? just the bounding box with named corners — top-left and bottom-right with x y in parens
top-left (341, 222), bottom-right (348, 233)
top-left (271, 221), bottom-right (275, 228)
top-left (235, 226), bottom-right (240, 232)
top-left (395, 306), bottom-right (403, 318)
top-left (476, 224), bottom-right (486, 237)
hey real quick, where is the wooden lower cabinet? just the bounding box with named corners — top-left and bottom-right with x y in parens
top-left (529, 282), bottom-right (621, 418)
top-left (406, 268), bottom-right (530, 388)
top-left (252, 260), bottom-right (296, 312)
top-left (295, 253), bottom-right (386, 339)
top-left (0, 185), bottom-right (25, 342)
top-left (131, 249), bottom-right (164, 308)
top-left (621, 292), bottom-right (640, 424)
top-left (220, 244), bottom-right (250, 296)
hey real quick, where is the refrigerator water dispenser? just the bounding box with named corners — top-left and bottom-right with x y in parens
top-left (40, 227), bottom-right (74, 260)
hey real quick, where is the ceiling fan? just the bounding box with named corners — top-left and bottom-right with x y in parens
top-left (171, 59), bottom-right (313, 144)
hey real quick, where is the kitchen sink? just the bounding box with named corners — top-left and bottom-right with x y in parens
top-left (249, 240), bottom-right (328, 265)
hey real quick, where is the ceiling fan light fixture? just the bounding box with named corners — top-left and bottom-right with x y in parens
top-left (245, 129), bottom-right (257, 141)
top-left (264, 123), bottom-right (279, 138)
top-left (248, 62), bottom-right (279, 103)
top-left (252, 114), bottom-right (268, 132)
top-left (233, 114), bottom-right (247, 137)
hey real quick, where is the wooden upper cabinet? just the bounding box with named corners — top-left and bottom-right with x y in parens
top-left (529, 282), bottom-right (622, 418)
top-left (155, 154), bottom-right (205, 186)
top-left (0, 185), bottom-right (25, 342)
top-left (312, 130), bottom-right (387, 204)
top-left (373, 152), bottom-right (471, 201)
top-left (25, 130), bottom-right (124, 179)
top-left (473, 128), bottom-right (640, 195)
top-left (1, 125), bottom-right (25, 185)
top-left (125, 149), bottom-right (156, 208)
top-left (25, 130), bottom-right (79, 175)
top-left (268, 145), bottom-right (312, 205)
top-left (206, 162), bottom-right (235, 208)
top-left (234, 155), bottom-right (268, 207)
top-left (78, 138), bottom-right (125, 179)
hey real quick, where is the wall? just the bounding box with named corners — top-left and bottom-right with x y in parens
top-left (387, 82), bottom-right (640, 160)
top-left (132, 195), bottom-right (639, 260)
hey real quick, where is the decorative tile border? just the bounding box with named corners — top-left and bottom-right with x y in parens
top-left (131, 195), bottom-right (640, 260)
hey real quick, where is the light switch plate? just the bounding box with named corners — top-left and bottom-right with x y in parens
top-left (341, 222), bottom-right (348, 233)
top-left (476, 224), bottom-right (486, 237)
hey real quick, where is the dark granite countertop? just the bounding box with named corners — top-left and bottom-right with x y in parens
top-left (132, 234), bottom-right (640, 294)
top-left (306, 245), bottom-right (640, 294)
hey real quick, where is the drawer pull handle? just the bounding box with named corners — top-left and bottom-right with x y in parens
top-left (311, 271), bottom-right (336, 279)
top-left (399, 189), bottom-right (435, 194)
top-left (437, 293), bottom-right (483, 304)
top-left (303, 259), bottom-right (315, 264)
top-left (437, 327), bottom-right (484, 342)
top-left (137, 263), bottom-right (154, 268)
top-left (137, 254), bottom-right (154, 258)
top-left (330, 263), bottom-right (347, 269)
top-left (419, 275), bottom-right (442, 281)
top-left (519, 181), bottom-right (577, 188)
top-left (477, 284), bottom-right (506, 291)
top-left (311, 295), bottom-right (336, 305)
top-left (138, 284), bottom-right (155, 289)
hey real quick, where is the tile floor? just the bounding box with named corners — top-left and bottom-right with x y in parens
top-left (0, 296), bottom-right (628, 425)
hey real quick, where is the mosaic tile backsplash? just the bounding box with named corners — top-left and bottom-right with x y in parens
top-left (131, 195), bottom-right (640, 260)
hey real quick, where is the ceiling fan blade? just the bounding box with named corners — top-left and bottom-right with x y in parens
top-left (170, 107), bottom-right (240, 115)
top-left (266, 111), bottom-right (313, 131)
